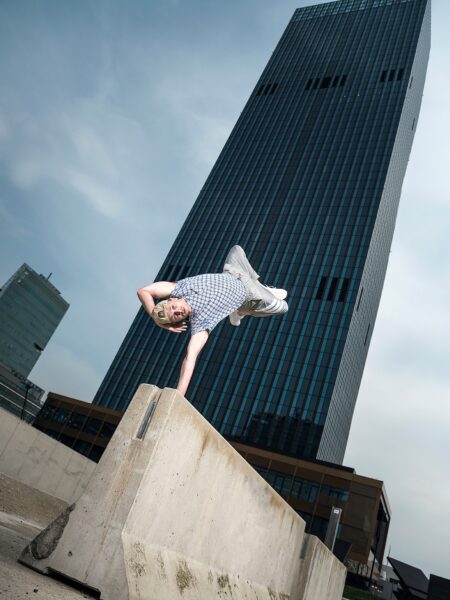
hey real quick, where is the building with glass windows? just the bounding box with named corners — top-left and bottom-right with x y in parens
top-left (0, 362), bottom-right (44, 424)
top-left (0, 263), bottom-right (69, 421)
top-left (94, 0), bottom-right (430, 464)
top-left (33, 392), bottom-right (122, 462)
top-left (232, 442), bottom-right (390, 573)
top-left (0, 263), bottom-right (69, 378)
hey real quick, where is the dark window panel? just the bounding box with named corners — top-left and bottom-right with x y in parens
top-left (327, 277), bottom-right (339, 302)
top-left (316, 277), bottom-right (327, 301)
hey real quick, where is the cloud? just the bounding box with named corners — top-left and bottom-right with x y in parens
top-left (4, 103), bottom-right (134, 218)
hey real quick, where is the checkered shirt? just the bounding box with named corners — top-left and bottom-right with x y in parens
top-left (171, 273), bottom-right (247, 335)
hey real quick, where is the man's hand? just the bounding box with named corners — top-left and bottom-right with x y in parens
top-left (176, 330), bottom-right (209, 397)
top-left (161, 321), bottom-right (188, 334)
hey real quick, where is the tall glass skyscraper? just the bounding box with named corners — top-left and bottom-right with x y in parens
top-left (0, 263), bottom-right (69, 421)
top-left (0, 263), bottom-right (69, 378)
top-left (94, 0), bottom-right (430, 464)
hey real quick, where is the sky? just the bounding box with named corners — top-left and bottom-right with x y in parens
top-left (1, 0), bottom-right (449, 580)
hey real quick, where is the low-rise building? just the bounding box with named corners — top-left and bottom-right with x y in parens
top-left (230, 441), bottom-right (390, 576)
top-left (33, 392), bottom-right (122, 462)
top-left (0, 362), bottom-right (44, 423)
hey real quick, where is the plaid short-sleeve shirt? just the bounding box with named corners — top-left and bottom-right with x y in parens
top-left (171, 273), bottom-right (247, 335)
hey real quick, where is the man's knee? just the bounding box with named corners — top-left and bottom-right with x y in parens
top-left (228, 245), bottom-right (245, 258)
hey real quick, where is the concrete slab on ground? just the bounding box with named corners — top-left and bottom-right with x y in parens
top-left (0, 510), bottom-right (95, 600)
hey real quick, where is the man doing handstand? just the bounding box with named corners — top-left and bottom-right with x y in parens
top-left (137, 246), bottom-right (288, 397)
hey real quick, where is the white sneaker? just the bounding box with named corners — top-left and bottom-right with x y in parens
top-left (229, 311), bottom-right (242, 326)
top-left (263, 286), bottom-right (288, 300)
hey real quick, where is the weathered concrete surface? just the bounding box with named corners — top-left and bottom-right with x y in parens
top-left (20, 385), bottom-right (345, 600)
top-left (298, 535), bottom-right (347, 600)
top-left (0, 510), bottom-right (95, 599)
top-left (0, 472), bottom-right (68, 528)
top-left (0, 407), bottom-right (95, 504)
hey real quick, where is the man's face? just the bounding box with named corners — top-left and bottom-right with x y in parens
top-left (167, 298), bottom-right (191, 323)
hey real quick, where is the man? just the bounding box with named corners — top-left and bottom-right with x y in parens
top-left (137, 246), bottom-right (288, 397)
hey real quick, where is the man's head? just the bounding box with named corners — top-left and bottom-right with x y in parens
top-left (152, 297), bottom-right (191, 326)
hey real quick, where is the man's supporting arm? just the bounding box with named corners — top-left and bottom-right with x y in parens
top-left (177, 330), bottom-right (209, 397)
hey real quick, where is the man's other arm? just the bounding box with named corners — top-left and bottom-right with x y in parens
top-left (137, 281), bottom-right (185, 333)
top-left (177, 330), bottom-right (209, 397)
top-left (137, 281), bottom-right (176, 315)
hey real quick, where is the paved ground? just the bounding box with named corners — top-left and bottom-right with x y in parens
top-left (0, 510), bottom-right (97, 600)
top-left (0, 472), bottom-right (97, 600)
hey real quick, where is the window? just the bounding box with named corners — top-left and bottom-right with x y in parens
top-left (388, 69), bottom-right (396, 82)
top-left (364, 324), bottom-right (371, 346)
top-left (338, 278), bottom-right (350, 302)
top-left (327, 277), bottom-right (338, 301)
top-left (316, 276), bottom-right (327, 300)
top-left (160, 264), bottom-right (174, 280)
top-left (40, 404), bottom-right (56, 420)
top-left (73, 439), bottom-right (92, 457)
top-left (397, 68), bottom-right (404, 81)
top-left (59, 434), bottom-right (75, 447)
top-left (380, 70), bottom-right (387, 83)
top-left (89, 445), bottom-right (105, 463)
top-left (178, 265), bottom-right (190, 279)
top-left (291, 477), bottom-right (319, 503)
top-left (320, 484), bottom-right (349, 501)
top-left (68, 412), bottom-right (86, 431)
top-left (252, 464), bottom-right (268, 477)
top-left (53, 407), bottom-right (70, 424)
top-left (257, 82), bottom-right (278, 96)
top-left (99, 422), bottom-right (117, 439)
top-left (84, 417), bottom-right (102, 435)
top-left (306, 75), bottom-right (345, 91)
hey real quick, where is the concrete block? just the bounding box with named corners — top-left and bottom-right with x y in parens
top-left (0, 410), bottom-right (20, 457)
top-left (20, 385), bottom-right (345, 600)
top-left (0, 407), bottom-right (95, 504)
top-left (298, 535), bottom-right (347, 600)
top-left (0, 417), bottom-right (40, 478)
top-left (52, 452), bottom-right (93, 504)
top-left (16, 434), bottom-right (56, 490)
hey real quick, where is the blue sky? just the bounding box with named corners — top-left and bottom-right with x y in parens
top-left (1, 0), bottom-right (449, 579)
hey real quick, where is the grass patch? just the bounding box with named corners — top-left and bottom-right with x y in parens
top-left (343, 585), bottom-right (376, 600)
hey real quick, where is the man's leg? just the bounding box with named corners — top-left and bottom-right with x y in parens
top-left (240, 282), bottom-right (288, 317)
top-left (223, 245), bottom-right (259, 283)
top-left (223, 246), bottom-right (288, 320)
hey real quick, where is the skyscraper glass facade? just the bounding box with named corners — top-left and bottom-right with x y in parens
top-left (0, 264), bottom-right (69, 378)
top-left (94, 0), bottom-right (430, 464)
